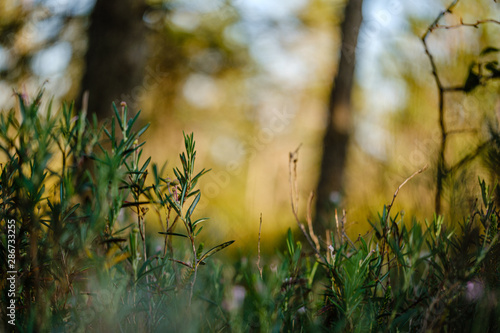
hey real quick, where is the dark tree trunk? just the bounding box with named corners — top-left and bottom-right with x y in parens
top-left (314, 0), bottom-right (364, 234)
top-left (78, 0), bottom-right (149, 119)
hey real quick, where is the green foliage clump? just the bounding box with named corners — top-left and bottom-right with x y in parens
top-left (0, 91), bottom-right (233, 332)
top-left (317, 180), bottom-right (500, 332)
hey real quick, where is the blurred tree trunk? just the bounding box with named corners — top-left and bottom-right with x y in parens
top-left (314, 0), bottom-right (363, 234)
top-left (78, 0), bottom-right (149, 119)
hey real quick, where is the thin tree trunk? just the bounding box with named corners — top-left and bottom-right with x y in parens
top-left (78, 0), bottom-right (149, 119)
top-left (315, 0), bottom-right (363, 234)
top-left (74, 0), bottom-right (149, 206)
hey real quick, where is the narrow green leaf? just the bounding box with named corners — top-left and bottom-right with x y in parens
top-left (17, 93), bottom-right (27, 120)
top-left (112, 102), bottom-right (123, 130)
top-left (121, 201), bottom-right (151, 208)
top-left (127, 110), bottom-right (141, 133)
top-left (101, 238), bottom-right (127, 244)
top-left (139, 157), bottom-right (151, 174)
top-left (192, 218), bottom-right (209, 228)
top-left (179, 183), bottom-right (188, 207)
top-left (62, 203), bottom-right (80, 221)
top-left (173, 168), bottom-right (183, 182)
top-left (152, 163), bottom-right (159, 184)
top-left (287, 228), bottom-right (294, 256)
top-left (164, 193), bottom-right (181, 215)
top-left (198, 240), bottom-right (235, 263)
top-left (137, 123), bottom-right (150, 138)
top-left (187, 189), bottom-right (200, 198)
top-left (122, 103), bottom-right (127, 130)
top-left (134, 141), bottom-right (146, 151)
top-left (185, 192), bottom-right (201, 219)
top-left (158, 232), bottom-right (188, 238)
top-left (121, 148), bottom-right (136, 158)
top-left (40, 219), bottom-right (52, 229)
top-left (359, 236), bottom-right (368, 252)
top-left (180, 153), bottom-right (188, 174)
top-left (136, 262), bottom-right (166, 283)
top-left (191, 168), bottom-right (210, 187)
top-left (111, 117), bottom-right (116, 143)
top-left (195, 226), bottom-right (204, 236)
top-left (113, 222), bottom-right (135, 235)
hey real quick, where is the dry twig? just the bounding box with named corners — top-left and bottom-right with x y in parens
top-left (432, 18), bottom-right (500, 31)
top-left (288, 146), bottom-right (325, 261)
top-left (386, 164), bottom-right (429, 220)
top-left (306, 191), bottom-right (320, 251)
top-left (257, 213), bottom-right (263, 278)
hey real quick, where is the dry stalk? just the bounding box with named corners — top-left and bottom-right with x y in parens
top-left (306, 191), bottom-right (320, 251)
top-left (334, 209), bottom-right (355, 249)
top-left (335, 209), bottom-right (341, 244)
top-left (341, 209), bottom-right (356, 248)
top-left (257, 213), bottom-right (263, 278)
top-left (288, 146), bottom-right (324, 261)
top-left (386, 165), bottom-right (428, 222)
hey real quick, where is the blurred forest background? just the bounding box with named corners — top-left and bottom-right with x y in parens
top-left (1, 0), bottom-right (500, 255)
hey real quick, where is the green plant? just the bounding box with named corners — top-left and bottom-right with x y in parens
top-left (1, 85), bottom-right (500, 332)
top-left (308, 177), bottom-right (500, 332)
top-left (0, 91), bottom-right (234, 332)
top-left (288, 145), bottom-right (500, 332)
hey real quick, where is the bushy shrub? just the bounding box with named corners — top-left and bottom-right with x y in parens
top-left (0, 90), bottom-right (233, 332)
top-left (317, 179), bottom-right (500, 332)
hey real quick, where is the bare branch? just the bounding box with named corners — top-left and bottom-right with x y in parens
top-left (432, 19), bottom-right (500, 31)
top-left (421, 0), bottom-right (461, 213)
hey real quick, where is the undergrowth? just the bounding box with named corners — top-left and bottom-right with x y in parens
top-left (0, 91), bottom-right (499, 332)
